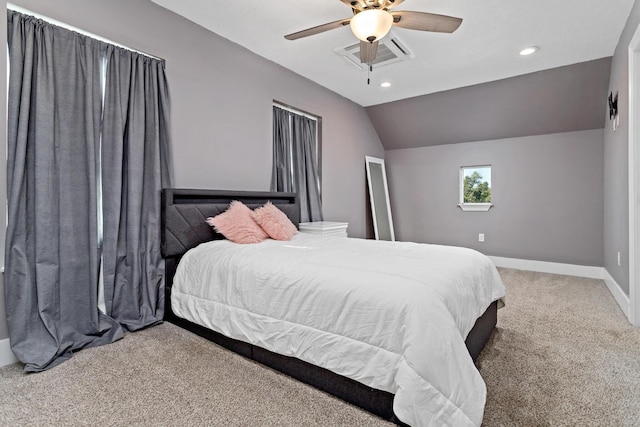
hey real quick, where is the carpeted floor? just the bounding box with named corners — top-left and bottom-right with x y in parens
top-left (481, 268), bottom-right (640, 426)
top-left (1, 268), bottom-right (639, 426)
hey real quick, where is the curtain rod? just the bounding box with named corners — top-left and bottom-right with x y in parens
top-left (7, 3), bottom-right (164, 62)
top-left (273, 101), bottom-right (320, 121)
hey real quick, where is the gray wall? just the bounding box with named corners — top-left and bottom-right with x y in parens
top-left (366, 58), bottom-right (612, 150)
top-left (385, 129), bottom-right (604, 266)
top-left (0, 0), bottom-right (384, 341)
top-left (0, 276), bottom-right (6, 340)
top-left (603, 0), bottom-right (640, 295)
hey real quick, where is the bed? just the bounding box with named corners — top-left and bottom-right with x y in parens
top-left (161, 188), bottom-right (506, 426)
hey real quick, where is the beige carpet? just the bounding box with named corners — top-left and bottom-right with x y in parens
top-left (1, 268), bottom-right (639, 426)
top-left (481, 268), bottom-right (640, 426)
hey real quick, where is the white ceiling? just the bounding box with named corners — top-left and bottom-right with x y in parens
top-left (151, 0), bottom-right (635, 107)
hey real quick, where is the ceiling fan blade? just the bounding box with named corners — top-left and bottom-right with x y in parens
top-left (392, 11), bottom-right (462, 33)
top-left (285, 18), bottom-right (351, 40)
top-left (359, 40), bottom-right (379, 63)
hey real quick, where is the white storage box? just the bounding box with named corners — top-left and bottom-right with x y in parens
top-left (298, 221), bottom-right (349, 237)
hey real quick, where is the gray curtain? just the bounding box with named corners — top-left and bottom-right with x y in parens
top-left (5, 11), bottom-right (173, 371)
top-left (291, 115), bottom-right (323, 222)
top-left (271, 106), bottom-right (293, 192)
top-left (5, 11), bottom-right (123, 372)
top-left (271, 107), bottom-right (323, 222)
top-left (101, 46), bottom-right (173, 330)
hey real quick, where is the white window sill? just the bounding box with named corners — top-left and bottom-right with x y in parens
top-left (458, 203), bottom-right (493, 212)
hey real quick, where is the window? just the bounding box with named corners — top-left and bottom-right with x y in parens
top-left (271, 103), bottom-right (323, 222)
top-left (458, 165), bottom-right (493, 212)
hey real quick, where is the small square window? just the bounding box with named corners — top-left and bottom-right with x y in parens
top-left (459, 165), bottom-right (493, 211)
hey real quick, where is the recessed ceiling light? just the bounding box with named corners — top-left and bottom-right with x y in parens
top-left (519, 46), bottom-right (539, 56)
top-left (380, 81), bottom-right (391, 88)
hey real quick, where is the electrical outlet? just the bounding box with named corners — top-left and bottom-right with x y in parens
top-left (478, 233), bottom-right (485, 243)
top-left (618, 251), bottom-right (621, 267)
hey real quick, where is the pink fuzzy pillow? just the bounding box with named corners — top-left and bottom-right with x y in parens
top-left (253, 201), bottom-right (297, 241)
top-left (206, 200), bottom-right (268, 244)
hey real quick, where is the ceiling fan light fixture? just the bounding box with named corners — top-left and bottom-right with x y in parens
top-left (350, 9), bottom-right (393, 43)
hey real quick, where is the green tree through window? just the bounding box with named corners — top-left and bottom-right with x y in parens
top-left (463, 170), bottom-right (491, 203)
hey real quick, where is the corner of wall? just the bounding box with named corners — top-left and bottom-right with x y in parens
top-left (602, 268), bottom-right (631, 318)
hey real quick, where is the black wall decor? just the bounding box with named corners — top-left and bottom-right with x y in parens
top-left (608, 91), bottom-right (619, 130)
top-left (608, 91), bottom-right (618, 120)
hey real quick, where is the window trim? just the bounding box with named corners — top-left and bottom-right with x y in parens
top-left (458, 165), bottom-right (493, 212)
top-left (273, 101), bottom-right (322, 198)
top-left (458, 202), bottom-right (493, 212)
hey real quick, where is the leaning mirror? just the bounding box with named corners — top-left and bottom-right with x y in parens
top-left (365, 156), bottom-right (395, 241)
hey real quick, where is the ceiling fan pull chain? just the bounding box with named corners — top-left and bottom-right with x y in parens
top-left (367, 63), bottom-right (372, 85)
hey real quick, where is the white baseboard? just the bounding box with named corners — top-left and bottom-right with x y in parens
top-left (490, 256), bottom-right (631, 322)
top-left (0, 338), bottom-right (18, 367)
top-left (489, 256), bottom-right (604, 279)
top-left (602, 269), bottom-right (631, 318)
top-left (0, 258), bottom-right (631, 366)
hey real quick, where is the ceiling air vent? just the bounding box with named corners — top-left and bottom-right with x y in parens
top-left (335, 32), bottom-right (414, 70)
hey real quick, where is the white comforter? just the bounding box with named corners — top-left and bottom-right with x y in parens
top-left (171, 233), bottom-right (505, 426)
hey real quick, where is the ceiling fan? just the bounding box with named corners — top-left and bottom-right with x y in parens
top-left (284, 0), bottom-right (463, 64)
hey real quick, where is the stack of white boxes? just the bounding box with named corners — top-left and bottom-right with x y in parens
top-left (298, 221), bottom-right (349, 238)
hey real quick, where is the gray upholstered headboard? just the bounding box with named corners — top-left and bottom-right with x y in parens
top-left (161, 188), bottom-right (299, 259)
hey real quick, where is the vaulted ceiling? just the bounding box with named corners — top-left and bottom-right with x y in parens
top-left (366, 57), bottom-right (612, 148)
top-left (151, 0), bottom-right (634, 107)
